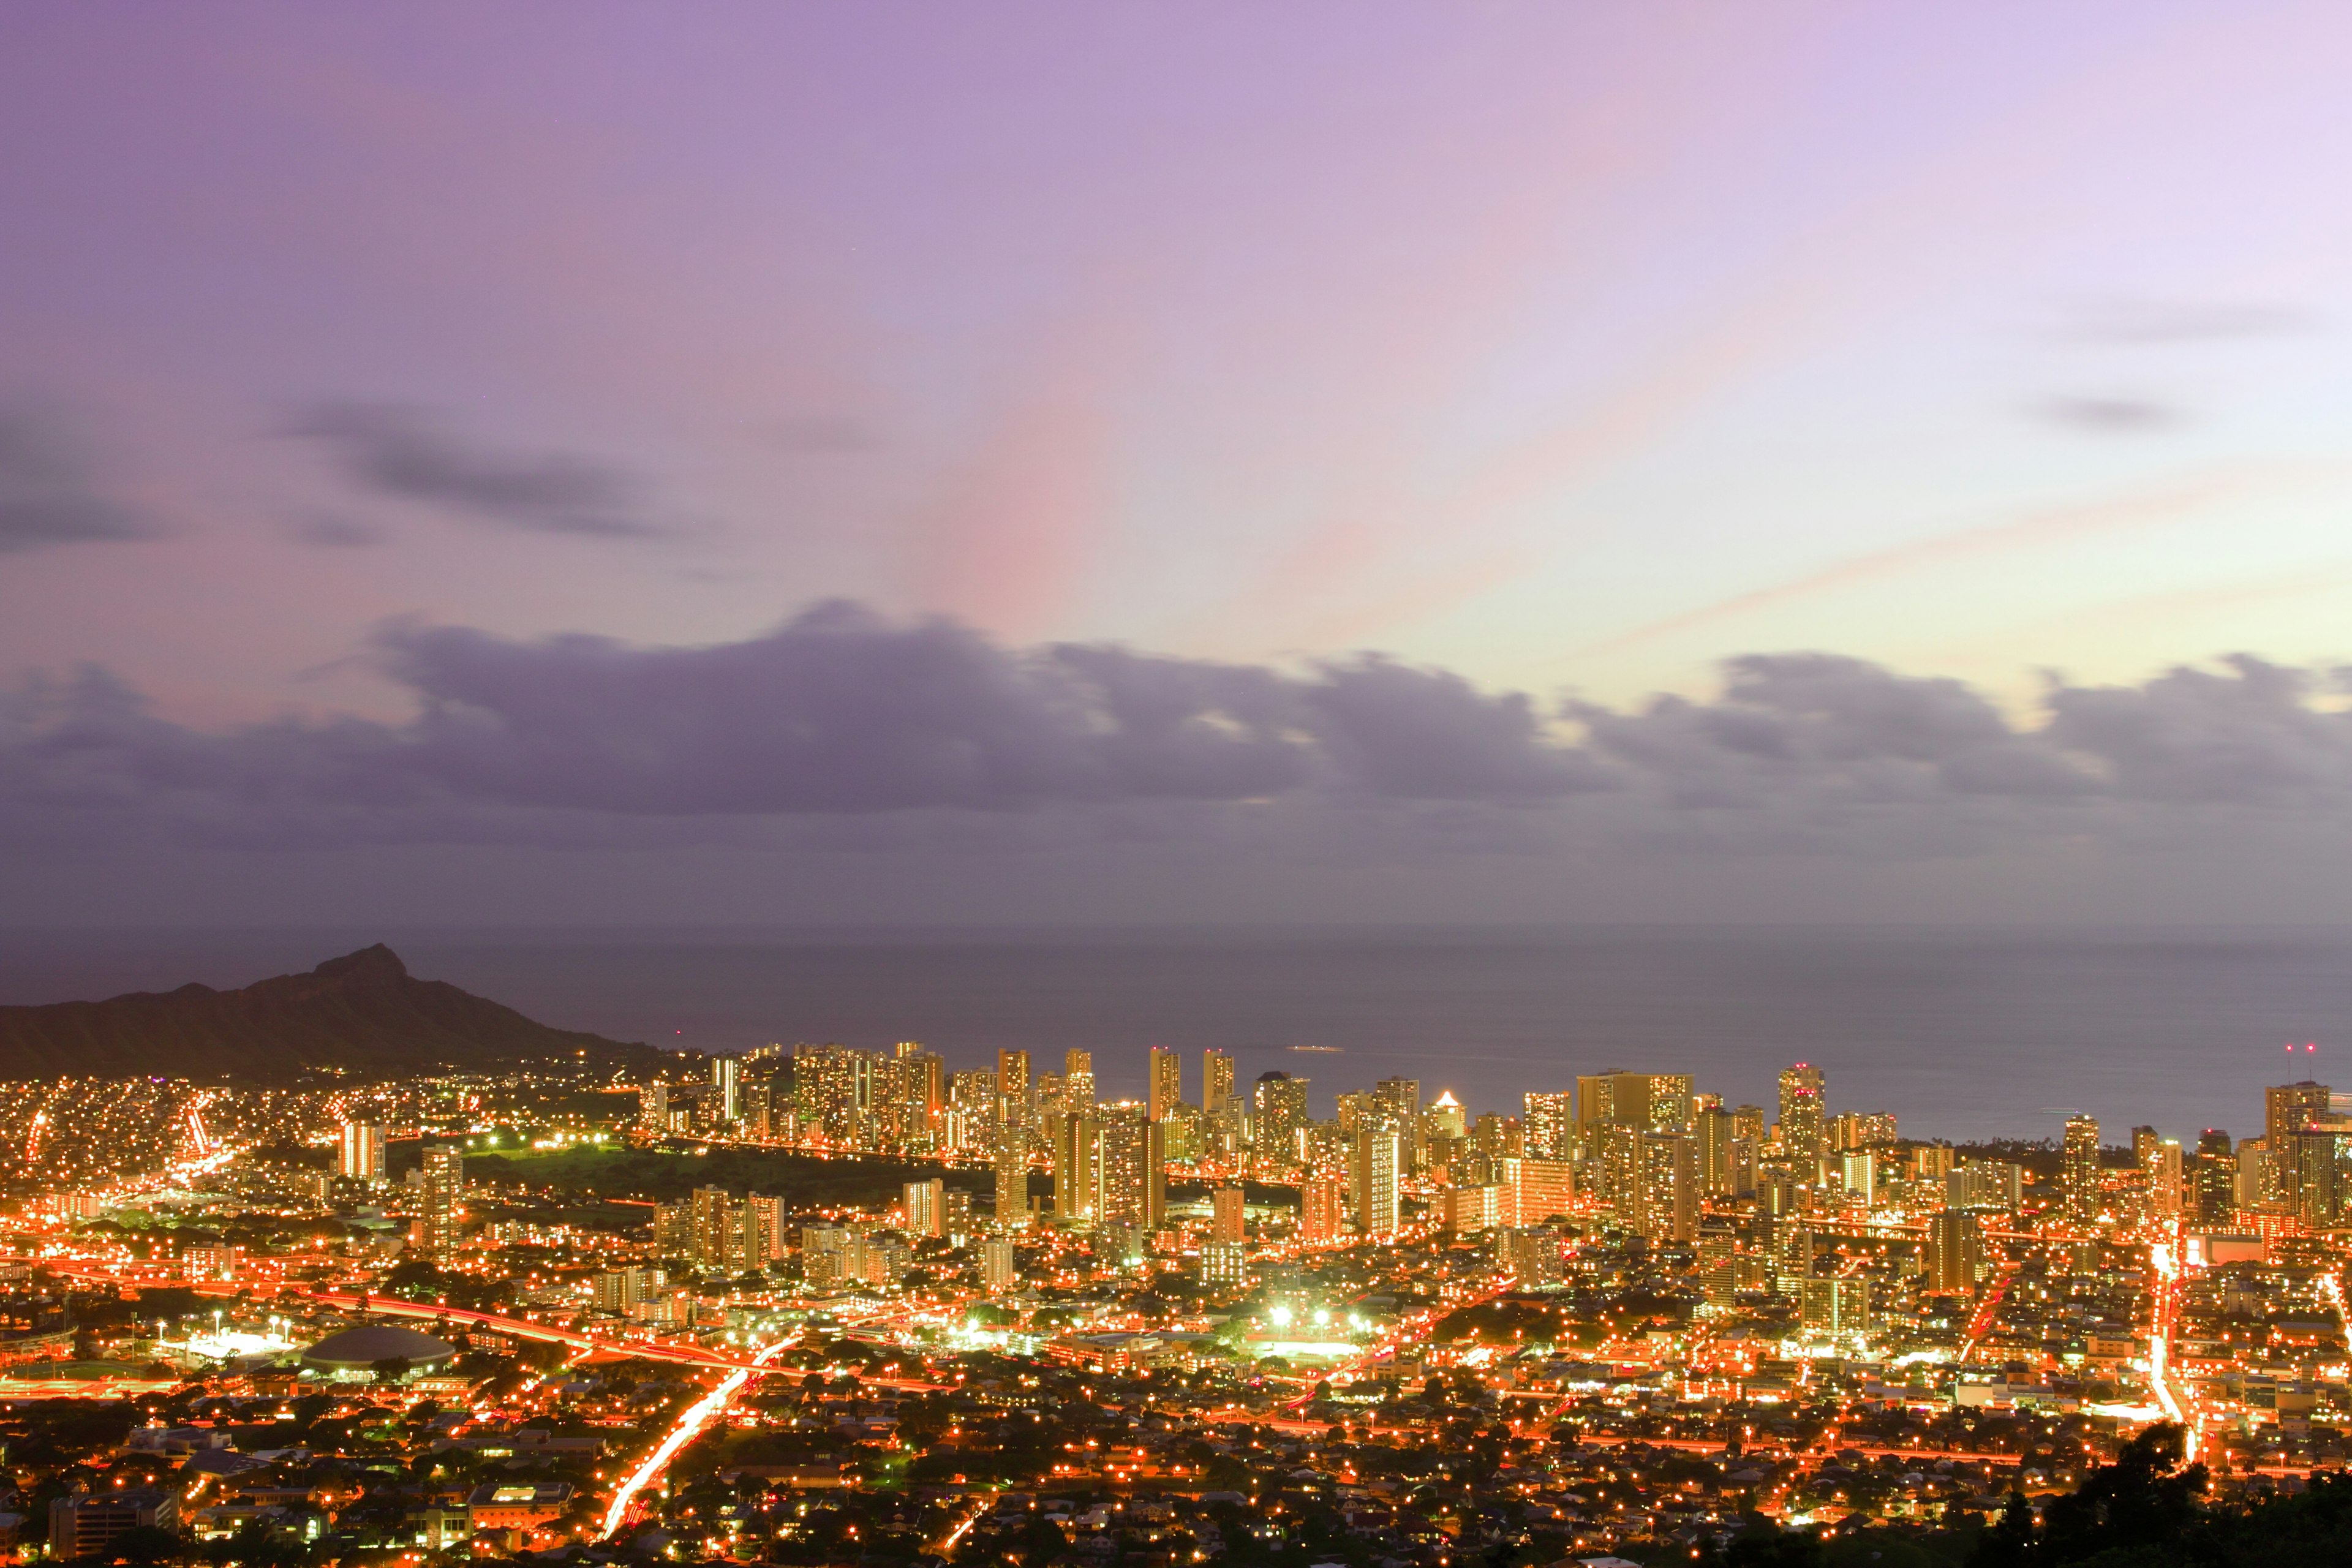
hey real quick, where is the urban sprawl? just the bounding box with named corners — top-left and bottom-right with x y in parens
top-left (0, 1045), bottom-right (2342, 1566)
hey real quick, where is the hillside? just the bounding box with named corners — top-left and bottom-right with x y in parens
top-left (0, 944), bottom-right (662, 1080)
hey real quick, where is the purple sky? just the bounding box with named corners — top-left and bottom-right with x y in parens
top-left (9, 4), bottom-right (2352, 926)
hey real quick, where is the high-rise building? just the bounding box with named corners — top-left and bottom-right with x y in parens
top-left (1439, 1183), bottom-right (1501, 1233)
top-left (710, 1055), bottom-right (740, 1124)
top-left (1948, 1159), bottom-right (2024, 1213)
top-left (1299, 1175), bottom-right (1344, 1244)
top-left (1098, 1104), bottom-right (1165, 1231)
top-left (1779, 1063), bottom-right (1826, 1169)
top-left (418, 1142), bottom-right (463, 1265)
top-left (1731, 1104), bottom-right (1768, 1147)
top-left (338, 1122), bottom-right (385, 1183)
top-left (1425, 1091), bottom-right (1467, 1142)
top-left (1631, 1131), bottom-right (1696, 1243)
top-left (1050, 1112), bottom-right (1100, 1224)
top-left (1841, 1150), bottom-right (1879, 1206)
top-left (2190, 1129), bottom-right (2236, 1226)
top-left (2147, 1137), bottom-right (2184, 1219)
top-left (1210, 1186), bottom-right (1246, 1245)
top-left (639, 1082), bottom-right (669, 1133)
top-left (1149, 1047), bottom-right (1183, 1123)
top-left (1372, 1077), bottom-right (1422, 1170)
top-left (1065, 1050), bottom-right (1096, 1113)
top-left (1203, 1050), bottom-right (1236, 1116)
top-left (2062, 1114), bottom-right (2101, 1222)
top-left (2284, 1128), bottom-right (2342, 1228)
top-left (1827, 1110), bottom-right (1896, 1151)
top-left (905, 1177), bottom-right (944, 1239)
top-left (2269, 1080), bottom-right (2334, 1146)
top-left (997, 1050), bottom-right (1032, 1134)
top-left (1499, 1158), bottom-right (1575, 1227)
top-left (1925, 1208), bottom-right (1983, 1293)
top-left (1501, 1226), bottom-right (1562, 1286)
top-left (1695, 1106), bottom-right (1736, 1194)
top-left (1253, 1072), bottom-right (1308, 1172)
top-left (980, 1237), bottom-right (1019, 1294)
top-left (948, 1070), bottom-right (996, 1153)
top-left (994, 1137), bottom-right (1030, 1231)
top-left (1353, 1125), bottom-right (1401, 1237)
top-left (1524, 1092), bottom-right (1574, 1161)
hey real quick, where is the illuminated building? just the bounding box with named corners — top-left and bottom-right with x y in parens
top-left (1425, 1090), bottom-right (1466, 1142)
top-left (639, 1082), bottom-right (668, 1133)
top-left (1523, 1091), bottom-right (1574, 1161)
top-left (2283, 1128), bottom-right (2341, 1227)
top-left (1827, 1110), bottom-right (1896, 1151)
top-left (1910, 1144), bottom-right (1955, 1182)
top-left (1841, 1150), bottom-right (1879, 1206)
top-left (1353, 1125), bottom-right (1401, 1237)
top-left (1210, 1186), bottom-right (1245, 1245)
top-left (1501, 1226), bottom-right (1562, 1286)
top-left (1948, 1159), bottom-right (2022, 1212)
top-left (50, 1491), bottom-right (178, 1559)
top-left (905, 1177), bottom-right (945, 1239)
top-left (1065, 1050), bottom-right (1095, 1113)
top-left (1372, 1076), bottom-right (1421, 1171)
top-left (1695, 1106), bottom-right (1736, 1194)
top-left (1630, 1131), bottom-right (1696, 1243)
top-left (1499, 1158), bottom-right (1575, 1226)
top-left (417, 1141), bottom-right (463, 1265)
top-left (1778, 1063), bottom-right (1825, 1169)
top-left (710, 1054), bottom-right (739, 1123)
top-left (1799, 1275), bottom-right (1870, 1335)
top-left (2146, 1136), bottom-right (2183, 1217)
top-left (980, 1236), bottom-right (1018, 1293)
top-left (1299, 1175), bottom-right (1343, 1243)
top-left (948, 1069), bottom-right (996, 1153)
top-left (1253, 1072), bottom-right (1307, 1174)
top-left (1928, 1213), bottom-right (1985, 1297)
top-left (2268, 1079), bottom-right (2332, 1144)
top-left (993, 1137), bottom-right (1030, 1231)
top-left (1202, 1049), bottom-right (1235, 1115)
top-left (1098, 1103), bottom-right (1165, 1230)
top-left (1198, 1241), bottom-right (1247, 1286)
top-left (1439, 1183), bottom-right (1500, 1232)
top-left (337, 1121), bottom-right (385, 1183)
top-left (1052, 1112), bottom-right (1100, 1224)
top-left (1149, 1046), bottom-right (1183, 1122)
top-left (2062, 1113), bottom-right (2100, 1222)
top-left (997, 1049), bottom-right (1031, 1136)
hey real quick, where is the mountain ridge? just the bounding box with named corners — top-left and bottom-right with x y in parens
top-left (0, 944), bottom-right (663, 1080)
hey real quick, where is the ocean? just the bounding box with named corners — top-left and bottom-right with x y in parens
top-left (0, 925), bottom-right (2346, 1145)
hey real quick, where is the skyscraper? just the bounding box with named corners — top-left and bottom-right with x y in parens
top-left (1065, 1050), bottom-right (1095, 1113)
top-left (904, 1177), bottom-right (944, 1239)
top-left (710, 1055), bottom-right (739, 1124)
top-left (1523, 1091), bottom-right (1574, 1161)
top-left (1925, 1208), bottom-right (1983, 1293)
top-left (2062, 1113), bottom-right (2101, 1223)
top-left (418, 1142), bottom-right (463, 1265)
top-left (337, 1122), bottom-right (385, 1183)
top-left (1208, 1186), bottom-right (1245, 1245)
top-left (1352, 1125), bottom-right (1401, 1237)
top-left (2190, 1129), bottom-right (2236, 1226)
top-left (994, 1136), bottom-right (1029, 1231)
top-left (2147, 1137), bottom-right (2183, 1219)
top-left (997, 1050), bottom-right (1031, 1133)
top-left (1098, 1105), bottom-right (1165, 1231)
top-left (1694, 1105), bottom-right (1736, 1194)
top-left (1149, 1047), bottom-right (1183, 1123)
top-left (1253, 1072), bottom-right (1307, 1171)
top-left (1052, 1112), bottom-right (1100, 1224)
top-left (1778, 1063), bottom-right (1825, 1169)
top-left (1203, 1050), bottom-right (1235, 1115)
top-left (1299, 1175), bottom-right (1343, 1245)
top-left (2267, 1080), bottom-right (2333, 1145)
top-left (1630, 1131), bottom-right (1696, 1243)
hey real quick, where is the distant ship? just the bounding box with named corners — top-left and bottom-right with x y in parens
top-left (1290, 1044), bottom-right (1344, 1054)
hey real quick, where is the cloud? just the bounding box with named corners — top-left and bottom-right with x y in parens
top-left (290, 402), bottom-right (668, 538)
top-left (2055, 300), bottom-right (2315, 346)
top-left (0, 412), bottom-right (160, 554)
top-left (7, 606), bottom-right (2352, 869)
top-left (286, 512), bottom-right (389, 549)
top-left (2036, 394), bottom-right (2180, 433)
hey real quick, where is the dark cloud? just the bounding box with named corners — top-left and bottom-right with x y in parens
top-left (2035, 395), bottom-right (2180, 433)
top-left (290, 402), bottom-right (668, 538)
top-left (286, 513), bottom-right (389, 549)
top-left (0, 413), bottom-right (159, 553)
top-left (5, 608), bottom-right (2352, 868)
top-left (2056, 300), bottom-right (2314, 345)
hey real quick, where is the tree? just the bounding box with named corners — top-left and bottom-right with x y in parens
top-left (109, 1525), bottom-right (183, 1565)
top-left (370, 1356), bottom-right (411, 1384)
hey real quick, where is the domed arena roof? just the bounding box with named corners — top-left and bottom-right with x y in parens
top-left (301, 1323), bottom-right (456, 1369)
